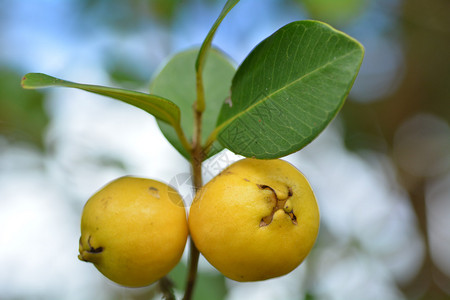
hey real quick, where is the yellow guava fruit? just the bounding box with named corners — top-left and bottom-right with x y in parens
top-left (78, 176), bottom-right (188, 287)
top-left (188, 158), bottom-right (319, 282)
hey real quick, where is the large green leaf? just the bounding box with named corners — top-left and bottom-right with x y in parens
top-left (215, 20), bottom-right (364, 158)
top-left (21, 73), bottom-right (181, 127)
top-left (151, 48), bottom-right (235, 159)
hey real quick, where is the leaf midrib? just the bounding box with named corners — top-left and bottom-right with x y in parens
top-left (79, 87), bottom-right (180, 126)
top-left (24, 75), bottom-right (180, 126)
top-left (217, 48), bottom-right (360, 133)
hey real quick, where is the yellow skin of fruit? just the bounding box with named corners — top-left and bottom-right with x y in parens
top-left (78, 176), bottom-right (188, 287)
top-left (188, 158), bottom-right (320, 282)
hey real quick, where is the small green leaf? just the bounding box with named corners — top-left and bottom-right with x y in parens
top-left (21, 73), bottom-right (181, 127)
top-left (194, 0), bottom-right (240, 112)
top-left (216, 20), bottom-right (364, 158)
top-left (196, 0), bottom-right (240, 74)
top-left (151, 48), bottom-right (235, 159)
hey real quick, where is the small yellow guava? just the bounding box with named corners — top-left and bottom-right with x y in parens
top-left (188, 158), bottom-right (319, 282)
top-left (78, 176), bottom-right (188, 287)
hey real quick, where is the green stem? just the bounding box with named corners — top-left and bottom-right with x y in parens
top-left (183, 2), bottom-right (242, 294)
top-left (203, 131), bottom-right (218, 156)
top-left (194, 0), bottom-right (240, 113)
top-left (203, 120), bottom-right (228, 155)
top-left (195, 72), bottom-right (206, 113)
top-left (174, 123), bottom-right (193, 155)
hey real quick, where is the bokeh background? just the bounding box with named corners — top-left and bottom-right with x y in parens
top-left (1, 0), bottom-right (449, 299)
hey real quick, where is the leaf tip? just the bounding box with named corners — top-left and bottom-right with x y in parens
top-left (20, 72), bottom-right (58, 90)
top-left (21, 73), bottom-right (33, 89)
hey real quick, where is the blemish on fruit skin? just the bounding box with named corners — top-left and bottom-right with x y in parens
top-left (149, 186), bottom-right (160, 199)
top-left (289, 212), bottom-right (298, 225)
top-left (287, 187), bottom-right (293, 197)
top-left (100, 197), bottom-right (109, 209)
top-left (220, 171), bottom-right (234, 176)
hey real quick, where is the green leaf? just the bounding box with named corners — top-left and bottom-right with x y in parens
top-left (196, 0), bottom-right (240, 75)
top-left (21, 73), bottom-right (181, 127)
top-left (215, 20), bottom-right (364, 158)
top-left (151, 48), bottom-right (235, 159)
top-left (194, 0), bottom-right (240, 112)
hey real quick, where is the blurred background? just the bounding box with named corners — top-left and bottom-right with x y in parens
top-left (0, 0), bottom-right (449, 299)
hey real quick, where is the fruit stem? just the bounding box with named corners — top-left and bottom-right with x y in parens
top-left (183, 239), bottom-right (200, 300)
top-left (183, 103), bottom-right (204, 300)
top-left (159, 276), bottom-right (176, 300)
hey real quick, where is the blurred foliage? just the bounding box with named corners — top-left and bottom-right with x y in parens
top-left (0, 67), bottom-right (49, 150)
top-left (105, 53), bottom-right (152, 88)
top-left (341, 0), bottom-right (450, 299)
top-left (77, 0), bottom-right (219, 28)
top-left (169, 261), bottom-right (227, 300)
top-left (341, 0), bottom-right (450, 158)
top-left (303, 293), bottom-right (316, 300)
top-left (297, 0), bottom-right (368, 27)
top-left (78, 0), bottom-right (161, 30)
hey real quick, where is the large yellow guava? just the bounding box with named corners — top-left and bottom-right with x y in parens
top-left (188, 158), bottom-right (320, 282)
top-left (78, 176), bottom-right (188, 287)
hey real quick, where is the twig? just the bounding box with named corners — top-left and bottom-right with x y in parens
top-left (159, 276), bottom-right (176, 300)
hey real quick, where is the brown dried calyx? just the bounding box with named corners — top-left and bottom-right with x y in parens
top-left (258, 184), bottom-right (297, 227)
top-left (78, 235), bottom-right (103, 262)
